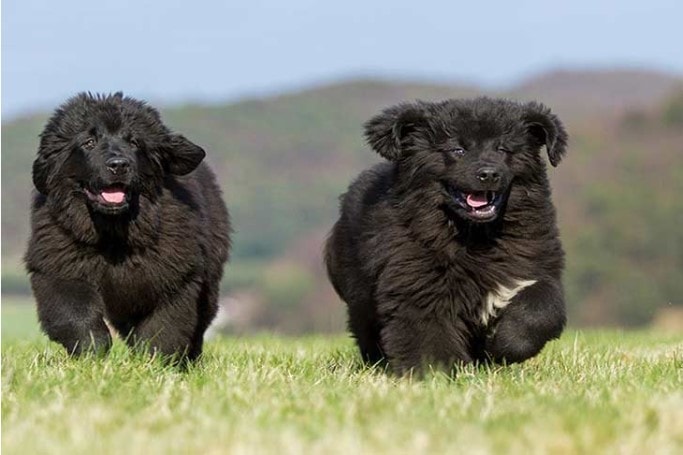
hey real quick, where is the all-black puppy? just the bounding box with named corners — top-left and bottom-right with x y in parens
top-left (25, 92), bottom-right (231, 362)
top-left (325, 97), bottom-right (568, 374)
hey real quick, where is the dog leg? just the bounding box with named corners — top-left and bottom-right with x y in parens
top-left (380, 310), bottom-right (473, 375)
top-left (484, 279), bottom-right (566, 364)
top-left (31, 273), bottom-right (112, 356)
top-left (126, 289), bottom-right (201, 363)
top-left (347, 302), bottom-right (385, 365)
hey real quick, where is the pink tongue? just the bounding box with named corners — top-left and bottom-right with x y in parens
top-left (466, 193), bottom-right (488, 208)
top-left (101, 190), bottom-right (125, 204)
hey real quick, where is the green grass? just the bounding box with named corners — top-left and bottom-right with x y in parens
top-left (2, 303), bottom-right (682, 454)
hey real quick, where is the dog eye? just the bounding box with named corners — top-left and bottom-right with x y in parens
top-left (130, 138), bottom-right (140, 148)
top-left (498, 147), bottom-right (511, 153)
top-left (448, 147), bottom-right (466, 157)
top-left (82, 138), bottom-right (97, 150)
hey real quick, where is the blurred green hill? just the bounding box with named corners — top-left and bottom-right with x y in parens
top-left (2, 69), bottom-right (682, 331)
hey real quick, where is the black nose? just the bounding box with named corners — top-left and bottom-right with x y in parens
top-left (476, 167), bottom-right (501, 184)
top-left (106, 157), bottom-right (130, 175)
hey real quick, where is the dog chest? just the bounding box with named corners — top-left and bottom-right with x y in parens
top-left (97, 250), bottom-right (199, 311)
top-left (479, 279), bottom-right (537, 325)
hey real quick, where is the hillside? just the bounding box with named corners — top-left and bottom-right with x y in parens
top-left (2, 69), bottom-right (682, 329)
top-left (512, 68), bottom-right (682, 112)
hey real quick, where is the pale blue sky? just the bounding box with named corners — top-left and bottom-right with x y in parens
top-left (2, 0), bottom-right (682, 119)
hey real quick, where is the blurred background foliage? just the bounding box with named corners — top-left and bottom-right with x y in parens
top-left (2, 70), bottom-right (682, 332)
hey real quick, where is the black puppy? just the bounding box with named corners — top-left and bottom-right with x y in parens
top-left (25, 93), bottom-right (231, 362)
top-left (325, 97), bottom-right (568, 374)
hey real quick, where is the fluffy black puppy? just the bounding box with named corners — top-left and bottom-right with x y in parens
top-left (25, 92), bottom-right (231, 362)
top-left (325, 97), bottom-right (568, 374)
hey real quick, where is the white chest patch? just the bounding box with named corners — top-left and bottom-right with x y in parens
top-left (480, 279), bottom-right (537, 326)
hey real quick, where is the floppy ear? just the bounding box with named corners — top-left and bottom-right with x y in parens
top-left (32, 154), bottom-right (53, 194)
top-left (165, 134), bottom-right (206, 175)
top-left (363, 103), bottom-right (428, 161)
top-left (523, 102), bottom-right (568, 167)
top-left (32, 132), bottom-right (64, 194)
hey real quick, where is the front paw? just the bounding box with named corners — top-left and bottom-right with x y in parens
top-left (62, 327), bottom-right (112, 357)
top-left (484, 280), bottom-right (565, 364)
top-left (46, 323), bottom-right (112, 357)
top-left (484, 314), bottom-right (554, 364)
top-left (485, 313), bottom-right (564, 364)
top-left (41, 317), bottom-right (112, 357)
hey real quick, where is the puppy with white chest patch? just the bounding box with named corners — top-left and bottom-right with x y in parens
top-left (325, 97), bottom-right (568, 374)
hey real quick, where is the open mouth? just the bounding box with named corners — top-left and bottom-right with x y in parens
top-left (449, 188), bottom-right (505, 222)
top-left (83, 185), bottom-right (130, 211)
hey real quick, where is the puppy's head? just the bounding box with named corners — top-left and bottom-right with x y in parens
top-left (364, 97), bottom-right (567, 223)
top-left (33, 92), bottom-right (205, 215)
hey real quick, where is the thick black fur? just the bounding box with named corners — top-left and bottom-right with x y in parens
top-left (25, 92), bottom-right (231, 362)
top-left (325, 97), bottom-right (568, 375)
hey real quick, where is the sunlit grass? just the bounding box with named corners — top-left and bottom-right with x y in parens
top-left (2, 303), bottom-right (681, 454)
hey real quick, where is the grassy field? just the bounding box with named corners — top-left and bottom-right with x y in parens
top-left (2, 303), bottom-right (682, 454)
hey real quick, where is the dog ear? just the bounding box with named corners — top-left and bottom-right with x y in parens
top-left (32, 131), bottom-right (64, 194)
top-left (523, 102), bottom-right (568, 167)
top-left (165, 134), bottom-right (206, 175)
top-left (32, 154), bottom-right (53, 194)
top-left (364, 103), bottom-right (428, 161)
